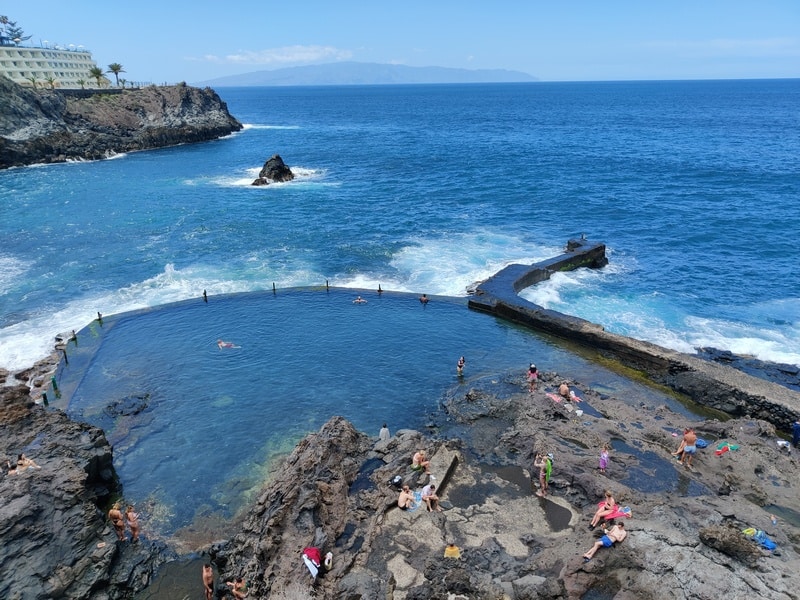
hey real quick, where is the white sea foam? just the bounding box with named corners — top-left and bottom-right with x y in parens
top-left (0, 254), bottom-right (31, 289)
top-left (205, 165), bottom-right (327, 188)
top-left (521, 267), bottom-right (800, 367)
top-left (241, 124), bottom-right (301, 130)
top-left (334, 231), bottom-right (561, 296)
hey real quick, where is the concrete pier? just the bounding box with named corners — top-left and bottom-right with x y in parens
top-left (469, 239), bottom-right (800, 432)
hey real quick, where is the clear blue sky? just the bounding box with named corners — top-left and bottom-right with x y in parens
top-left (4, 1), bottom-right (799, 84)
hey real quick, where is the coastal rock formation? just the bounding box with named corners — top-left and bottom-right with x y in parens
top-left (207, 370), bottom-right (800, 599)
top-left (0, 382), bottom-right (175, 599)
top-left (0, 76), bottom-right (242, 169)
top-left (251, 154), bottom-right (295, 185)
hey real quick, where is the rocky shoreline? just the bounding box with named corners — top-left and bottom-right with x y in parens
top-left (3, 345), bottom-right (800, 599)
top-left (0, 77), bottom-right (242, 169)
top-left (2, 238), bottom-right (800, 598)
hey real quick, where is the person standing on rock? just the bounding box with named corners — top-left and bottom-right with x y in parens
top-left (108, 503), bottom-right (126, 542)
top-left (680, 428), bottom-right (698, 470)
top-left (599, 444), bottom-right (610, 475)
top-left (379, 423), bottom-right (390, 442)
top-left (534, 453), bottom-right (552, 497)
top-left (793, 419), bottom-right (800, 448)
top-left (125, 505), bottom-right (140, 542)
top-left (527, 364), bottom-right (539, 392)
top-left (202, 564), bottom-right (214, 600)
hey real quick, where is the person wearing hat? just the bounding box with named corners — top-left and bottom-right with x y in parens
top-left (527, 364), bottom-right (538, 392)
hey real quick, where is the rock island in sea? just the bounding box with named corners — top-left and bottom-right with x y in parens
top-left (2, 240), bottom-right (800, 599)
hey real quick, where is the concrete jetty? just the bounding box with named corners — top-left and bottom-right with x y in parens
top-left (469, 238), bottom-right (800, 432)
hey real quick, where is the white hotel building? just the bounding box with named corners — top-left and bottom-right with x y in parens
top-left (0, 44), bottom-right (102, 89)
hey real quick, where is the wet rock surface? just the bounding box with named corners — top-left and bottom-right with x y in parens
top-left (251, 153), bottom-right (295, 185)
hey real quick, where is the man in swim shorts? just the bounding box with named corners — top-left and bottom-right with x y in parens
top-left (680, 428), bottom-right (698, 469)
top-left (397, 485), bottom-right (415, 510)
top-left (583, 522), bottom-right (626, 561)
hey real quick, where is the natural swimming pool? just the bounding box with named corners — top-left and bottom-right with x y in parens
top-left (54, 288), bottom-right (699, 541)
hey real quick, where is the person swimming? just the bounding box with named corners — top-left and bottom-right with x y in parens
top-left (217, 339), bottom-right (237, 349)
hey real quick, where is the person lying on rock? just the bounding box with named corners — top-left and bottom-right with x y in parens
top-left (583, 521), bottom-right (626, 562)
top-left (397, 485), bottom-right (415, 510)
top-left (422, 483), bottom-right (442, 512)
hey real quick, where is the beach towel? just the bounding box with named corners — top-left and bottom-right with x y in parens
top-left (546, 393), bottom-right (563, 404)
top-left (715, 442), bottom-right (740, 456)
top-left (302, 547), bottom-right (322, 578)
top-left (599, 502), bottom-right (632, 520)
top-left (405, 491), bottom-right (423, 512)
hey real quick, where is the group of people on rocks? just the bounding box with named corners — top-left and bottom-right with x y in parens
top-left (397, 448), bottom-right (443, 512)
top-left (107, 502), bottom-right (140, 542)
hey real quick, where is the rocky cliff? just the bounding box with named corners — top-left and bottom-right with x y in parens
top-left (0, 381), bottom-right (176, 599)
top-left (0, 77), bottom-right (242, 169)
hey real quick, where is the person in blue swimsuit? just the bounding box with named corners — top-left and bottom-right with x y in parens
top-left (583, 522), bottom-right (627, 562)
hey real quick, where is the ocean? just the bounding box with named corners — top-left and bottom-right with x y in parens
top-left (1, 80), bottom-right (798, 373)
top-left (2, 79), bottom-right (799, 538)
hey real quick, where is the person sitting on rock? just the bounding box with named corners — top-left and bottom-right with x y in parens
top-left (226, 577), bottom-right (247, 598)
top-left (589, 490), bottom-right (617, 529)
top-left (397, 485), bottom-right (415, 510)
top-left (411, 450), bottom-right (431, 474)
top-left (444, 543), bottom-right (462, 559)
top-left (583, 521), bottom-right (626, 562)
top-left (421, 483), bottom-right (442, 512)
top-left (558, 382), bottom-right (571, 399)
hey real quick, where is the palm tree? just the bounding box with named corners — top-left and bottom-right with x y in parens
top-left (77, 78), bottom-right (86, 90)
top-left (107, 63), bottom-right (125, 86)
top-left (89, 66), bottom-right (104, 88)
top-left (44, 75), bottom-right (57, 90)
top-left (119, 78), bottom-right (127, 89)
top-left (25, 75), bottom-right (37, 89)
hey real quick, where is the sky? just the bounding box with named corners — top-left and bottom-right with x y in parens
top-left (3, 1), bottom-right (798, 84)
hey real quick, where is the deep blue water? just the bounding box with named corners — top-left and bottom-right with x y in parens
top-left (1, 80), bottom-right (798, 371)
top-left (2, 80), bottom-right (799, 538)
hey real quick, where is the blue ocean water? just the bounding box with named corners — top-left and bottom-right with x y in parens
top-left (1, 80), bottom-right (798, 372)
top-left (1, 81), bottom-right (799, 539)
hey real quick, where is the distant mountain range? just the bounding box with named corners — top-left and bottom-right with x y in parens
top-left (194, 62), bottom-right (537, 87)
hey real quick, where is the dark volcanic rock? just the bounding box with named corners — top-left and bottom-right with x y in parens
top-left (697, 347), bottom-right (800, 392)
top-left (251, 153), bottom-right (295, 185)
top-left (0, 77), bottom-right (242, 169)
top-left (0, 383), bottom-right (175, 599)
